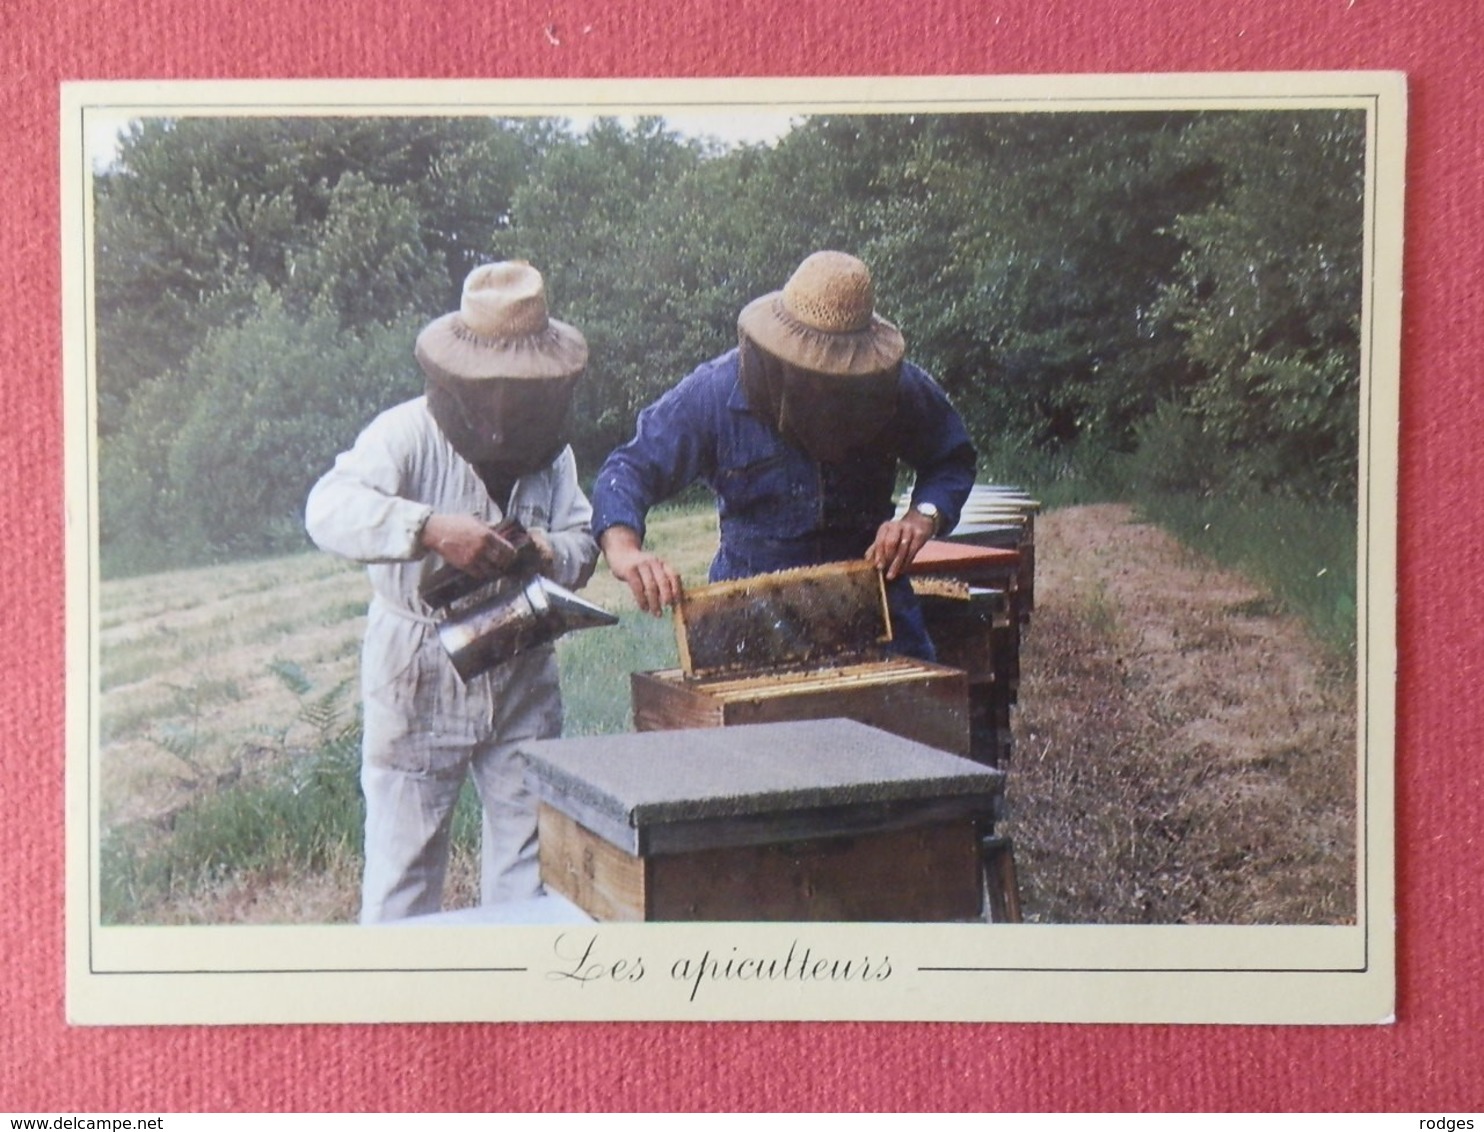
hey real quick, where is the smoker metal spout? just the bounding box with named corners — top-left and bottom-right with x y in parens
top-left (437, 576), bottom-right (619, 681)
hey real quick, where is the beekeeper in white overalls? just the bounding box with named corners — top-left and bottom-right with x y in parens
top-left (306, 262), bottom-right (598, 923)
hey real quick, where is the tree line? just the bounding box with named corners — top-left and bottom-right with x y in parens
top-left (94, 109), bottom-right (1366, 575)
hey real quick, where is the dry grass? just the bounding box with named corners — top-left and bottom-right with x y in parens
top-left (1001, 503), bottom-right (1357, 924)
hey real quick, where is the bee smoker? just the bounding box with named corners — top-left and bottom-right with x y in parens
top-left (436, 574), bottom-right (618, 681)
top-left (420, 519), bottom-right (618, 682)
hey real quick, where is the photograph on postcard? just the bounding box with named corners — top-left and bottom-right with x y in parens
top-left (63, 74), bottom-right (1400, 1024)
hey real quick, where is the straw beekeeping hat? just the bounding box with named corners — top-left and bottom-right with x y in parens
top-left (415, 261), bottom-right (588, 384)
top-left (737, 251), bottom-right (906, 378)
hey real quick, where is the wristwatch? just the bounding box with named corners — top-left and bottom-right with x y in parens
top-left (910, 500), bottom-right (942, 536)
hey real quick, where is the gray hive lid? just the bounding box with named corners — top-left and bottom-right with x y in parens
top-left (520, 718), bottom-right (1004, 856)
top-left (944, 523), bottom-right (1024, 548)
top-left (963, 484), bottom-right (1040, 507)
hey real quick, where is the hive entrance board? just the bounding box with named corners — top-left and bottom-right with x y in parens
top-left (673, 560), bottom-right (891, 679)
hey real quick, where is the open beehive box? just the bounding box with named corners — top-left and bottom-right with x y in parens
top-left (521, 718), bottom-right (1005, 922)
top-left (906, 542), bottom-right (1020, 683)
top-left (899, 483), bottom-right (1041, 615)
top-left (945, 485), bottom-right (1041, 616)
top-left (906, 540), bottom-right (1027, 769)
top-left (630, 560), bottom-right (971, 757)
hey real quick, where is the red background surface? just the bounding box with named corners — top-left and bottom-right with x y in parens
top-left (4, 0), bottom-right (1480, 1113)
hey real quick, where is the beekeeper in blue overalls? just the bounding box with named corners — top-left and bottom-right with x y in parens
top-left (592, 250), bottom-right (976, 661)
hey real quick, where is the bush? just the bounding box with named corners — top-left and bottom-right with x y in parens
top-left (1123, 399), bottom-right (1219, 497)
top-left (101, 295), bottom-right (424, 574)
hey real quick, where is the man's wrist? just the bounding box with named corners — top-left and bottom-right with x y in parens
top-left (600, 524), bottom-right (644, 556)
top-left (416, 509), bottom-right (442, 552)
top-left (909, 500), bottom-right (942, 537)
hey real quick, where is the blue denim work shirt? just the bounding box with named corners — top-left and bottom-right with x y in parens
top-left (591, 348), bottom-right (977, 661)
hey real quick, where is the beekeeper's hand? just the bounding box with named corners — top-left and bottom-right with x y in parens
top-left (865, 511), bottom-right (935, 581)
top-left (421, 513), bottom-right (515, 578)
top-left (601, 525), bottom-right (683, 616)
top-left (527, 528), bottom-right (558, 578)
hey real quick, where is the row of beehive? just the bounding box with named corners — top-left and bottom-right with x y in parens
top-left (908, 483), bottom-right (1041, 768)
top-left (521, 484), bottom-right (1040, 923)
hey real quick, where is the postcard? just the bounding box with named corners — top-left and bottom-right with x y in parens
top-left (63, 72), bottom-right (1402, 1024)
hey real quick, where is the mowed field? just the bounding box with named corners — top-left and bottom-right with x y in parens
top-left (94, 504), bottom-right (720, 923)
top-left (93, 502), bottom-right (1357, 926)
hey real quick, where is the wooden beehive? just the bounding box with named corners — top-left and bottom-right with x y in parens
top-left (521, 719), bottom-right (1005, 922)
top-left (909, 577), bottom-right (1014, 688)
top-left (946, 485), bottom-right (1041, 617)
top-left (906, 540), bottom-right (1022, 690)
top-left (906, 538), bottom-right (1021, 594)
top-left (632, 561), bottom-right (971, 757)
top-left (911, 578), bottom-right (1018, 768)
top-left (895, 483), bottom-right (1040, 615)
top-left (908, 545), bottom-right (1025, 768)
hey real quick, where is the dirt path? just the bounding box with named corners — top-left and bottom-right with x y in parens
top-left (1001, 503), bottom-right (1357, 924)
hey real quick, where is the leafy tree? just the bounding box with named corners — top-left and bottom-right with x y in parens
top-left (93, 119), bottom-right (301, 432)
top-left (859, 113), bottom-right (1217, 452)
top-left (490, 118), bottom-right (713, 462)
top-left (94, 108), bottom-right (1370, 571)
top-left (104, 293), bottom-right (423, 567)
top-left (283, 171), bottom-right (444, 329)
top-left (1155, 111), bottom-right (1366, 501)
top-left (93, 116), bottom-right (543, 435)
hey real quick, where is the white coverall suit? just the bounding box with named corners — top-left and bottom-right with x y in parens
top-left (305, 397), bottom-right (599, 923)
